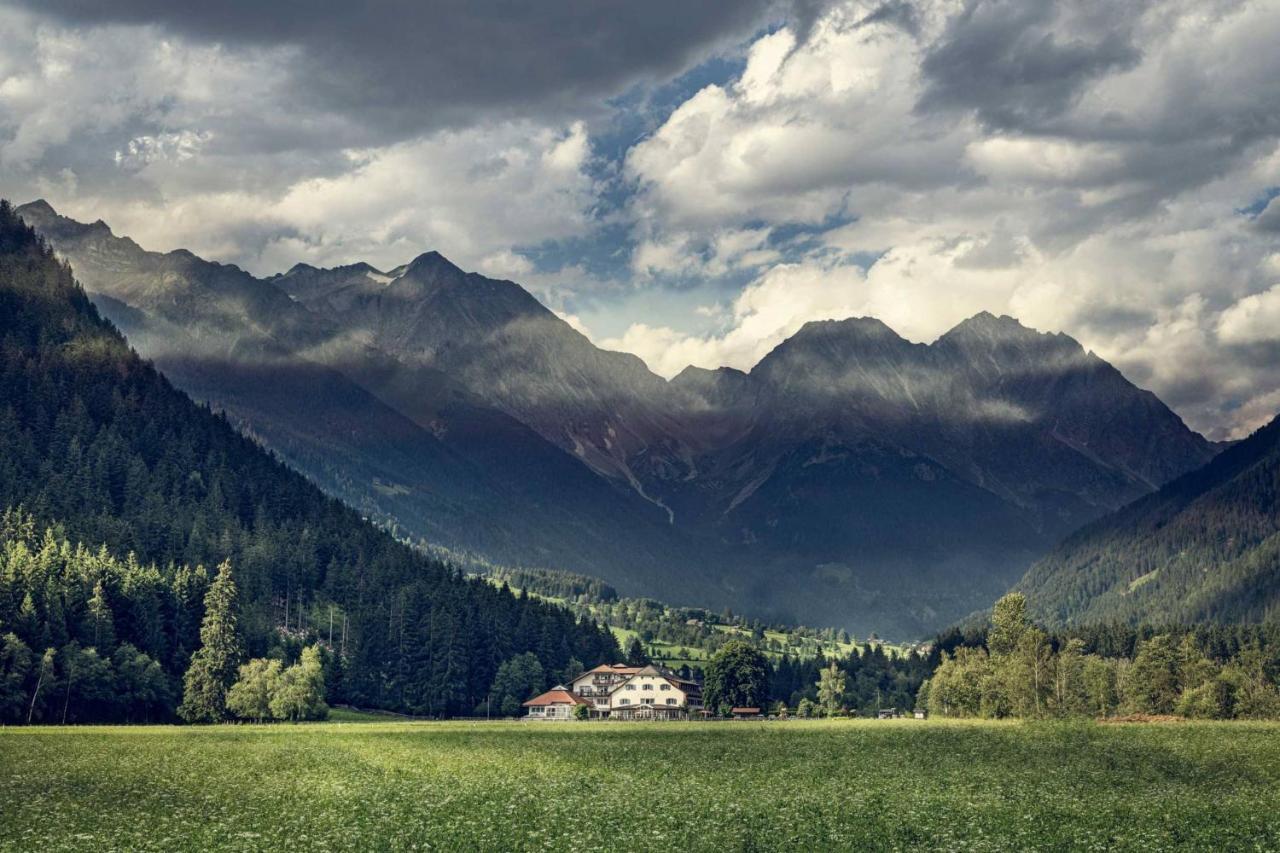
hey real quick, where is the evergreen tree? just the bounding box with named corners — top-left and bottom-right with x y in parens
top-left (86, 580), bottom-right (115, 651)
top-left (178, 561), bottom-right (243, 723)
top-left (487, 653), bottom-right (545, 717)
top-left (626, 637), bottom-right (649, 666)
top-left (0, 633), bottom-right (32, 720)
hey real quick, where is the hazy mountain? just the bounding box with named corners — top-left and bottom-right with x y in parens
top-left (14, 200), bottom-right (705, 601)
top-left (273, 251), bottom-right (696, 517)
top-left (17, 199), bottom-right (1221, 637)
top-left (1017, 414), bottom-right (1280, 626)
top-left (653, 314), bottom-right (1218, 631)
top-left (0, 198), bottom-right (618, 718)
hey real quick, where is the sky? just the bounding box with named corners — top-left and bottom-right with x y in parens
top-left (1, 0), bottom-right (1278, 440)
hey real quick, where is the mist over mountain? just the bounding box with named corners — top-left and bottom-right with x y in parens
top-left (14, 200), bottom-right (705, 600)
top-left (17, 200), bottom-right (1220, 637)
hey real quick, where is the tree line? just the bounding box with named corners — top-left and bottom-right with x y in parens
top-left (922, 594), bottom-right (1280, 719)
top-left (694, 638), bottom-right (930, 717)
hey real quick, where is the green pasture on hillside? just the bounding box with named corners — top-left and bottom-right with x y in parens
top-left (2, 719), bottom-right (1278, 851)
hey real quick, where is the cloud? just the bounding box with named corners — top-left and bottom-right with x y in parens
top-left (917, 0), bottom-right (1143, 130)
top-left (1254, 196), bottom-right (1280, 233)
top-left (631, 226), bottom-right (780, 279)
top-left (603, 259), bottom-right (868, 376)
top-left (625, 9), bottom-right (964, 235)
top-left (3, 0), bottom-right (1280, 441)
top-left (1218, 285), bottom-right (1280, 346)
top-left (49, 120), bottom-right (600, 276)
top-left (615, 0), bottom-right (1280, 439)
top-left (12, 0), bottom-right (813, 140)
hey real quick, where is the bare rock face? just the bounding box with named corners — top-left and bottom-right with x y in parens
top-left (19, 199), bottom-right (1219, 637)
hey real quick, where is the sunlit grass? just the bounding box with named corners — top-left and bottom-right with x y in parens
top-left (3, 718), bottom-right (1279, 850)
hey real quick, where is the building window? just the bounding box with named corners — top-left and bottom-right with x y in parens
top-left (660, 684), bottom-right (671, 691)
top-left (643, 684), bottom-right (653, 691)
top-left (626, 684), bottom-right (636, 691)
top-left (619, 699), bottom-right (630, 706)
top-left (666, 699), bottom-right (677, 705)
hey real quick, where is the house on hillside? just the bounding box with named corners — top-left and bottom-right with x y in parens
top-left (522, 686), bottom-right (590, 720)
top-left (534, 663), bottom-right (702, 720)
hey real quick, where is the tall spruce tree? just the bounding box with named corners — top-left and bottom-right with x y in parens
top-left (178, 561), bottom-right (243, 723)
top-left (626, 637), bottom-right (649, 666)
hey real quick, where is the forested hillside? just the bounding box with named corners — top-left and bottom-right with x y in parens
top-left (0, 201), bottom-right (618, 722)
top-left (1016, 414), bottom-right (1280, 627)
top-left (19, 200), bottom-right (1219, 638)
top-left (485, 565), bottom-right (903, 665)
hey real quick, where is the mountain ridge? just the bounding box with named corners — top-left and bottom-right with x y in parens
top-left (16, 198), bottom-right (1220, 637)
top-left (1016, 412), bottom-right (1280, 625)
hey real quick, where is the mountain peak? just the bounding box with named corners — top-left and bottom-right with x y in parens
top-left (947, 311), bottom-right (1032, 337)
top-left (794, 316), bottom-right (902, 341)
top-left (671, 364), bottom-right (748, 384)
top-left (403, 250), bottom-right (462, 279)
top-left (16, 198), bottom-right (58, 220)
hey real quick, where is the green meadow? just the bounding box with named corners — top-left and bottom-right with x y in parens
top-left (3, 719), bottom-right (1279, 851)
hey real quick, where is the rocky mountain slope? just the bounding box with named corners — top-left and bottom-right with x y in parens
top-left (17, 199), bottom-right (1219, 636)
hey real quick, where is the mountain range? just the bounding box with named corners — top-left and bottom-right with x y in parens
top-left (15, 199), bottom-right (1221, 637)
top-left (0, 199), bottom-right (618, 718)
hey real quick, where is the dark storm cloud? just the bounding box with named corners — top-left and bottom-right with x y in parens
top-left (16, 0), bottom-right (825, 139)
top-left (855, 1), bottom-right (920, 36)
top-left (917, 0), bottom-right (1143, 130)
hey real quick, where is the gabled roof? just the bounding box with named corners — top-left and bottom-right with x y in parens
top-left (523, 688), bottom-right (591, 707)
top-left (580, 663), bottom-right (643, 676)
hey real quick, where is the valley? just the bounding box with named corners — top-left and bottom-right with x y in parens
top-left (15, 200), bottom-right (1222, 637)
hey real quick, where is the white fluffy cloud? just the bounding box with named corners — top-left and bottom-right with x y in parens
top-left (616, 0), bottom-right (1280, 439)
top-left (4, 0), bottom-right (1280, 439)
top-left (43, 120), bottom-right (598, 277)
top-left (604, 259), bottom-right (869, 376)
top-left (0, 9), bottom-right (600, 277)
top-left (1218, 285), bottom-right (1280, 346)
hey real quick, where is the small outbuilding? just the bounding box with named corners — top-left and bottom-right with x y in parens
top-left (522, 686), bottom-right (590, 720)
top-left (913, 709), bottom-right (927, 720)
top-left (730, 707), bottom-right (762, 720)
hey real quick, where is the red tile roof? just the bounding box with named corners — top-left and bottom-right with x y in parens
top-left (583, 663), bottom-right (643, 675)
top-left (522, 689), bottom-right (591, 707)
top-left (730, 707), bottom-right (761, 714)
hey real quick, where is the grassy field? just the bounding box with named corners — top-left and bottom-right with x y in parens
top-left (3, 719), bottom-right (1279, 851)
